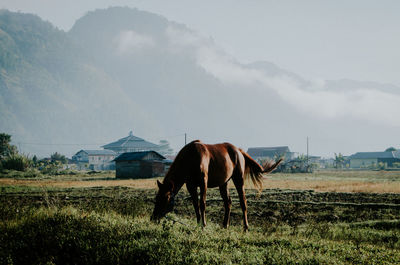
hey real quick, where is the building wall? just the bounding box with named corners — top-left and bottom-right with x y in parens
top-left (116, 161), bottom-right (165, 179)
top-left (72, 152), bottom-right (89, 162)
top-left (350, 158), bottom-right (377, 168)
top-left (72, 151), bottom-right (115, 170)
top-left (87, 155), bottom-right (115, 170)
top-left (88, 155), bottom-right (114, 165)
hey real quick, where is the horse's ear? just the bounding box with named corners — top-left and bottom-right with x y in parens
top-left (157, 180), bottom-right (163, 189)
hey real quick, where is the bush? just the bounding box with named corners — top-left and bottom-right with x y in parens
top-left (0, 169), bottom-right (42, 178)
top-left (1, 154), bottom-right (32, 171)
top-left (378, 162), bottom-right (387, 170)
top-left (393, 162), bottom-right (400, 169)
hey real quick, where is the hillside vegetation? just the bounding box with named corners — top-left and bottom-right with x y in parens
top-left (0, 9), bottom-right (153, 156)
top-left (2, 7), bottom-right (399, 157)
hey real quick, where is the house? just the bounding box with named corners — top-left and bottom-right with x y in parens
top-left (114, 151), bottom-right (166, 179)
top-left (102, 131), bottom-right (161, 154)
top-left (308, 155), bottom-right (321, 164)
top-left (247, 146), bottom-right (297, 161)
top-left (319, 158), bottom-right (335, 168)
top-left (72, 150), bottom-right (116, 170)
top-left (349, 151), bottom-right (400, 168)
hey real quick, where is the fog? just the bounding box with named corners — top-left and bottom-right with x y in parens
top-left (1, 1), bottom-right (399, 158)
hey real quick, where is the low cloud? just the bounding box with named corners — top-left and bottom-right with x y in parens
top-left (114, 30), bottom-right (155, 54)
top-left (166, 25), bottom-right (400, 127)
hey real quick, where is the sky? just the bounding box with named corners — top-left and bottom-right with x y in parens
top-left (1, 0), bottom-right (400, 157)
top-left (2, 0), bottom-right (400, 86)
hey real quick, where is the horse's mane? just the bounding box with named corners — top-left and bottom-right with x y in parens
top-left (163, 140), bottom-right (201, 184)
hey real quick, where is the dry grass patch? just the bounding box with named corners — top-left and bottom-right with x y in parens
top-left (262, 179), bottom-right (400, 193)
top-left (1, 170), bottom-right (400, 193)
top-left (0, 178), bottom-right (159, 189)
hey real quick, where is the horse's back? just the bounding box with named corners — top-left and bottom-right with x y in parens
top-left (190, 141), bottom-right (243, 188)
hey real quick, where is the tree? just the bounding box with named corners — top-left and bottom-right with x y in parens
top-left (158, 140), bottom-right (174, 156)
top-left (32, 155), bottom-right (38, 164)
top-left (2, 154), bottom-right (32, 171)
top-left (385, 147), bottom-right (397, 152)
top-left (0, 133), bottom-right (18, 160)
top-left (334, 153), bottom-right (345, 169)
top-left (50, 152), bottom-right (67, 164)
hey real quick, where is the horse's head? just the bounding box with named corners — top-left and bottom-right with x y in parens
top-left (151, 180), bottom-right (175, 221)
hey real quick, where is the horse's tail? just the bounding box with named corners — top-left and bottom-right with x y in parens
top-left (240, 149), bottom-right (283, 191)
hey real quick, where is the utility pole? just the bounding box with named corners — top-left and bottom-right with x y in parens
top-left (306, 137), bottom-right (309, 165)
top-left (184, 133), bottom-right (187, 146)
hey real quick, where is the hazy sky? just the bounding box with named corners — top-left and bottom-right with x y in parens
top-left (2, 0), bottom-right (400, 86)
top-left (2, 0), bottom-right (400, 157)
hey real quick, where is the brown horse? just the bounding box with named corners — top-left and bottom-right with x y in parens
top-left (151, 140), bottom-right (282, 231)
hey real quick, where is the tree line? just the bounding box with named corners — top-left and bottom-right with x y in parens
top-left (0, 133), bottom-right (68, 175)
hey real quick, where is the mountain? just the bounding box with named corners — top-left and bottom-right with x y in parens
top-left (67, 7), bottom-right (309, 144)
top-left (0, 9), bottom-right (158, 156)
top-left (1, 7), bottom-right (399, 157)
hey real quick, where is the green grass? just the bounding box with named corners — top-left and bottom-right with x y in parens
top-left (0, 206), bottom-right (399, 265)
top-left (0, 185), bottom-right (399, 264)
top-left (0, 169), bottom-right (115, 180)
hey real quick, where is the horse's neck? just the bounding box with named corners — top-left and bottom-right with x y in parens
top-left (164, 167), bottom-right (185, 195)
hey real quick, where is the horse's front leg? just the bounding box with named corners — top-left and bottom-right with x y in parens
top-left (199, 176), bottom-right (208, 227)
top-left (187, 183), bottom-right (200, 223)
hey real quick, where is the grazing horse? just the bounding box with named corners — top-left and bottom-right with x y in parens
top-left (151, 140), bottom-right (282, 231)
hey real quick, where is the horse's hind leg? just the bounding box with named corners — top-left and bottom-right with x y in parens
top-left (199, 175), bottom-right (208, 227)
top-left (187, 183), bottom-right (201, 224)
top-left (232, 174), bottom-right (249, 231)
top-left (219, 182), bottom-right (232, 228)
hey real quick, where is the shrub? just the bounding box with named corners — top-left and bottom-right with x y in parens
top-left (1, 154), bottom-right (32, 171)
top-left (0, 168), bottom-right (42, 178)
top-left (393, 162), bottom-right (400, 169)
top-left (378, 162), bottom-right (387, 170)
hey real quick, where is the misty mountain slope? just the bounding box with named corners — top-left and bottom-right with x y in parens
top-left (68, 7), bottom-right (307, 146)
top-left (0, 10), bottom-right (159, 156)
top-left (1, 7), bottom-right (399, 156)
top-left (68, 7), bottom-right (400, 154)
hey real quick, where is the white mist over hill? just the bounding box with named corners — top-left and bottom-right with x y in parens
top-left (1, 7), bottom-right (399, 158)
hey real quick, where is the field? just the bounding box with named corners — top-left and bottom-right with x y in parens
top-left (1, 170), bottom-right (400, 264)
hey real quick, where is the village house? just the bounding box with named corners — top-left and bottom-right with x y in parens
top-left (349, 151), bottom-right (400, 168)
top-left (72, 150), bottom-right (116, 170)
top-left (114, 151), bottom-right (166, 179)
top-left (247, 146), bottom-right (297, 162)
top-left (102, 131), bottom-right (161, 154)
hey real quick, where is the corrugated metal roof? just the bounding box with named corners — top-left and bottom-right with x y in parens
top-left (247, 146), bottom-right (290, 157)
top-left (350, 151), bottom-right (398, 159)
top-left (114, 151), bottom-right (166, 162)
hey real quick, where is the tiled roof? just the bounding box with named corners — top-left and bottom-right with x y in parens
top-left (102, 134), bottom-right (159, 150)
top-left (114, 151), bottom-right (165, 162)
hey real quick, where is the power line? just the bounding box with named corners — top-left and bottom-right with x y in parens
top-left (16, 142), bottom-right (106, 146)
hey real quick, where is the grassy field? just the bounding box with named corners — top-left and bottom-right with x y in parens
top-left (1, 170), bottom-right (399, 264)
top-left (2, 170), bottom-right (400, 192)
